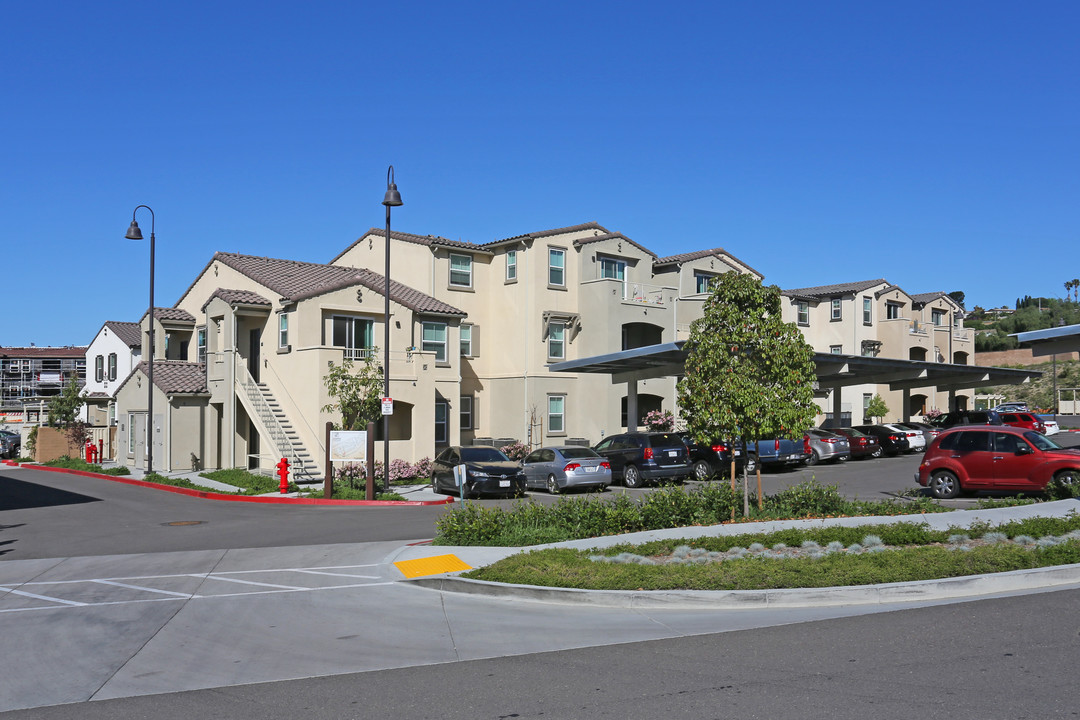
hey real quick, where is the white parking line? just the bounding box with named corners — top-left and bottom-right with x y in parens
top-left (0, 586), bottom-right (87, 607)
top-left (91, 579), bottom-right (202, 599)
top-left (292, 570), bottom-right (381, 579)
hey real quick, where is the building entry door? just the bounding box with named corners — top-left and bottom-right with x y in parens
top-left (248, 328), bottom-right (261, 382)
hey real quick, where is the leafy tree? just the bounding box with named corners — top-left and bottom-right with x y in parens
top-left (322, 351), bottom-right (383, 431)
top-left (678, 272), bottom-right (818, 514)
top-left (47, 377), bottom-right (85, 427)
top-left (866, 394), bottom-right (889, 423)
top-left (947, 290), bottom-right (966, 309)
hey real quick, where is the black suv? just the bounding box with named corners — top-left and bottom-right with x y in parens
top-left (0, 430), bottom-right (19, 459)
top-left (928, 410), bottom-right (1003, 429)
top-left (593, 432), bottom-right (691, 488)
top-left (677, 433), bottom-right (756, 479)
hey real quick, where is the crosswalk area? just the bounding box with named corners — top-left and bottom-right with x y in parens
top-left (0, 563), bottom-right (392, 613)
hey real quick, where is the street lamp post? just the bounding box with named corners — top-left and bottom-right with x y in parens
top-left (125, 206), bottom-right (155, 476)
top-left (382, 167), bottom-right (402, 494)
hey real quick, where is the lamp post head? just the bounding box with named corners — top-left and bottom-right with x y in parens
top-left (125, 220), bottom-right (144, 240)
top-left (382, 165), bottom-right (403, 207)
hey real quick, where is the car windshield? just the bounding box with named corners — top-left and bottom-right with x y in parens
top-left (560, 447), bottom-right (599, 459)
top-left (1024, 432), bottom-right (1063, 451)
top-left (461, 447), bottom-right (510, 462)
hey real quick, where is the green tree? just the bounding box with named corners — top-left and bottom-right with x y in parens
top-left (322, 351), bottom-right (383, 430)
top-left (866, 393), bottom-right (889, 423)
top-left (947, 290), bottom-right (966, 309)
top-left (47, 377), bottom-right (85, 427)
top-left (677, 272), bottom-right (818, 514)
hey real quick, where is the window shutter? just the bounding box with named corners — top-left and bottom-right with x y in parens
top-left (471, 325), bottom-right (480, 357)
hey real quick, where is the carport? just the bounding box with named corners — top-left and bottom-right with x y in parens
top-left (550, 342), bottom-right (1041, 430)
top-left (1014, 322), bottom-right (1080, 414)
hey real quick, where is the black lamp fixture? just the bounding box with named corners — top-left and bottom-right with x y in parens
top-left (382, 166), bottom-right (402, 494)
top-left (126, 206), bottom-right (156, 476)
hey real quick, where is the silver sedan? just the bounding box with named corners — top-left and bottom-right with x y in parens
top-left (522, 446), bottom-right (612, 494)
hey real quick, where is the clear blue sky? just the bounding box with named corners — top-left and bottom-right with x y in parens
top-left (3, 1), bottom-right (1078, 348)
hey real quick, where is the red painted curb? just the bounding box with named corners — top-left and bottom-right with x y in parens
top-left (12, 464), bottom-right (455, 506)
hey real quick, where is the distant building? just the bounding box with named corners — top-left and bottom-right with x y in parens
top-left (1, 345), bottom-right (87, 420)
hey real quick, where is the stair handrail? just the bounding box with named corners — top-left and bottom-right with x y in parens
top-left (234, 355), bottom-right (315, 478)
top-left (260, 357), bottom-right (326, 457)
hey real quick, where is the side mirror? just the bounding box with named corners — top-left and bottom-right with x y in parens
top-left (1015, 444), bottom-right (1034, 455)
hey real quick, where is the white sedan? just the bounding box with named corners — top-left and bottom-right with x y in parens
top-left (1043, 419), bottom-right (1061, 436)
top-left (883, 423), bottom-right (926, 452)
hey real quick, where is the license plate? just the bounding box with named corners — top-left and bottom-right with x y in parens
top-left (499, 480), bottom-right (510, 488)
top-left (585, 466), bottom-right (597, 473)
top-left (734, 450), bottom-right (741, 456)
top-left (667, 450), bottom-right (677, 457)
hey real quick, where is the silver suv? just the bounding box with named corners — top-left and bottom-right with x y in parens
top-left (0, 430), bottom-right (20, 459)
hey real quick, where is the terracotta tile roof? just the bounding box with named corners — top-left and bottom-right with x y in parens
top-left (135, 361), bottom-right (209, 394)
top-left (571, 231), bottom-right (657, 259)
top-left (104, 321), bottom-right (142, 348)
top-left (0, 346), bottom-right (87, 358)
top-left (215, 252), bottom-right (466, 317)
top-left (201, 288), bottom-right (272, 312)
top-left (487, 222), bottom-right (611, 246)
top-left (781, 279), bottom-right (889, 299)
top-left (910, 291), bottom-right (951, 305)
top-left (140, 307), bottom-right (197, 323)
top-left (329, 229), bottom-right (490, 263)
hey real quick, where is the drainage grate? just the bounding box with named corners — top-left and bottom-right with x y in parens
top-left (162, 520), bottom-right (207, 527)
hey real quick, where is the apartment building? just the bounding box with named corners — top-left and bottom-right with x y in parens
top-left (0, 346), bottom-right (87, 412)
top-left (81, 321), bottom-right (142, 427)
top-left (112, 221), bottom-right (761, 475)
top-left (780, 280), bottom-right (974, 424)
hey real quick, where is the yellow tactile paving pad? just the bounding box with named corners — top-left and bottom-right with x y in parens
top-left (394, 554), bottom-right (472, 578)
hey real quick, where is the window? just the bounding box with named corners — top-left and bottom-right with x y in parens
top-left (108, 353), bottom-right (117, 381)
top-left (863, 297), bottom-right (872, 325)
top-left (862, 393), bottom-right (872, 421)
top-left (548, 321), bottom-right (565, 361)
top-left (460, 395), bottom-right (473, 430)
top-left (932, 308), bottom-right (946, 326)
top-left (278, 314), bottom-right (289, 349)
top-left (601, 257), bottom-right (626, 282)
top-left (548, 248), bottom-right (565, 286)
top-left (449, 253), bottom-right (472, 288)
top-left (95, 355), bottom-right (104, 383)
top-left (423, 322), bottom-right (448, 363)
top-left (796, 301), bottom-right (809, 326)
top-left (332, 316), bottom-right (374, 359)
top-left (831, 298), bottom-right (842, 321)
top-left (548, 395), bottom-right (565, 434)
top-left (108, 403), bottom-right (116, 426)
top-left (506, 250), bottom-right (517, 281)
top-left (128, 413), bottom-right (136, 454)
top-left (460, 324), bottom-right (473, 357)
top-left (197, 327), bottom-right (207, 363)
top-left (830, 345), bottom-right (843, 355)
top-left (695, 272), bottom-right (715, 294)
top-left (435, 400), bottom-right (449, 444)
top-left (886, 302), bottom-right (901, 320)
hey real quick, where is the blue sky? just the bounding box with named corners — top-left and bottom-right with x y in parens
top-left (3, 1), bottom-right (1078, 348)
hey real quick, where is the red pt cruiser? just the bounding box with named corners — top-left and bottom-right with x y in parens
top-left (916, 425), bottom-right (1080, 499)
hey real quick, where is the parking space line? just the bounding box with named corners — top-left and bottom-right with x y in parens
top-left (291, 570), bottom-right (381, 579)
top-left (91, 579), bottom-right (202, 599)
top-left (0, 586), bottom-right (87, 606)
top-left (187, 574), bottom-right (309, 591)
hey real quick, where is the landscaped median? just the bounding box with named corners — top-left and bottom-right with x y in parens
top-left (9, 459), bottom-right (453, 506)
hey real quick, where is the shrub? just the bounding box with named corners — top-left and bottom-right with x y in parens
top-left (500, 442), bottom-right (530, 462)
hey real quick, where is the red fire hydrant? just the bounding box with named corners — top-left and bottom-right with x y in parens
top-left (276, 457), bottom-right (290, 493)
top-left (85, 440), bottom-right (94, 463)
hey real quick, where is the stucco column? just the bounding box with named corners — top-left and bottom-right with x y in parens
top-left (901, 388), bottom-right (911, 422)
top-left (626, 381), bottom-right (639, 432)
top-left (832, 388), bottom-right (843, 428)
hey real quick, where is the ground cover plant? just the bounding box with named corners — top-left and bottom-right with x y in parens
top-left (462, 515), bottom-right (1080, 590)
top-left (433, 480), bottom-right (946, 547)
top-left (200, 468), bottom-right (301, 495)
top-left (41, 456), bottom-right (131, 476)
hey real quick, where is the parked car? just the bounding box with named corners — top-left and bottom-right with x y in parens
top-left (430, 446), bottom-right (526, 498)
top-left (993, 402), bottom-right (1030, 413)
top-left (916, 425), bottom-right (1080, 499)
top-left (593, 432), bottom-right (691, 488)
top-left (894, 422), bottom-right (942, 444)
top-left (804, 429), bottom-right (850, 465)
top-left (521, 446), bottom-right (612, 494)
top-left (0, 430), bottom-right (20, 459)
top-left (751, 436), bottom-right (810, 469)
top-left (999, 412), bottom-right (1046, 434)
top-left (677, 433), bottom-right (756, 480)
top-left (830, 426), bottom-right (881, 459)
top-left (882, 423), bottom-right (926, 453)
top-left (853, 425), bottom-right (910, 456)
top-left (927, 410), bottom-right (1003, 429)
top-left (1043, 419), bottom-right (1061, 436)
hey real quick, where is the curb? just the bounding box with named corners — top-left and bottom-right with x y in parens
top-left (408, 562), bottom-right (1080, 608)
top-left (10, 463), bottom-right (455, 506)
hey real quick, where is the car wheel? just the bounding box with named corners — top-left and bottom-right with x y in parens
top-left (806, 449), bottom-right (820, 466)
top-left (546, 474), bottom-right (560, 494)
top-left (623, 464), bottom-right (644, 488)
top-left (743, 454), bottom-right (758, 475)
top-left (692, 460), bottom-right (712, 481)
top-left (929, 470), bottom-right (960, 500)
top-left (870, 446), bottom-right (882, 459)
top-left (834, 455), bottom-right (848, 463)
top-left (431, 475), bottom-right (440, 494)
top-left (1053, 469), bottom-right (1080, 486)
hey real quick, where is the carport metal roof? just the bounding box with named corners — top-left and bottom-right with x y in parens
top-left (550, 341), bottom-right (1041, 391)
top-left (1013, 323), bottom-right (1080, 357)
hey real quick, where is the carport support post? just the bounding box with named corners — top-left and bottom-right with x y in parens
top-left (323, 422), bottom-right (333, 499)
top-left (901, 389), bottom-right (911, 422)
top-left (948, 390), bottom-right (958, 413)
top-left (626, 381), bottom-right (639, 431)
top-left (831, 388), bottom-right (843, 428)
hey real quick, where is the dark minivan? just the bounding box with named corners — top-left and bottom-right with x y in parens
top-left (593, 432), bottom-right (691, 488)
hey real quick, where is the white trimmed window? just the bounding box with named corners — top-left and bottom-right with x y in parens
top-left (460, 324), bottom-right (473, 357)
top-left (278, 313), bottom-right (289, 349)
top-left (95, 355), bottom-right (104, 382)
top-left (435, 400), bottom-right (449, 444)
top-left (548, 395), bottom-right (565, 434)
top-left (449, 253), bottom-right (472, 288)
top-left (831, 298), bottom-right (842, 321)
top-left (863, 297), bottom-right (872, 325)
top-left (423, 322), bottom-right (448, 363)
top-left (932, 308), bottom-right (946, 326)
top-left (886, 302), bottom-right (901, 320)
top-left (197, 327), bottom-right (207, 363)
top-left (128, 413), bottom-right (136, 454)
top-left (108, 353), bottom-right (117, 381)
top-left (548, 248), bottom-right (565, 286)
top-left (796, 301), bottom-right (809, 326)
top-left (460, 395), bottom-right (473, 430)
top-left (830, 345), bottom-right (843, 355)
top-left (548, 321), bottom-right (565, 361)
top-left (506, 250), bottom-right (517, 281)
top-left (695, 272), bottom-right (715, 294)
top-left (333, 316), bottom-right (374, 360)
